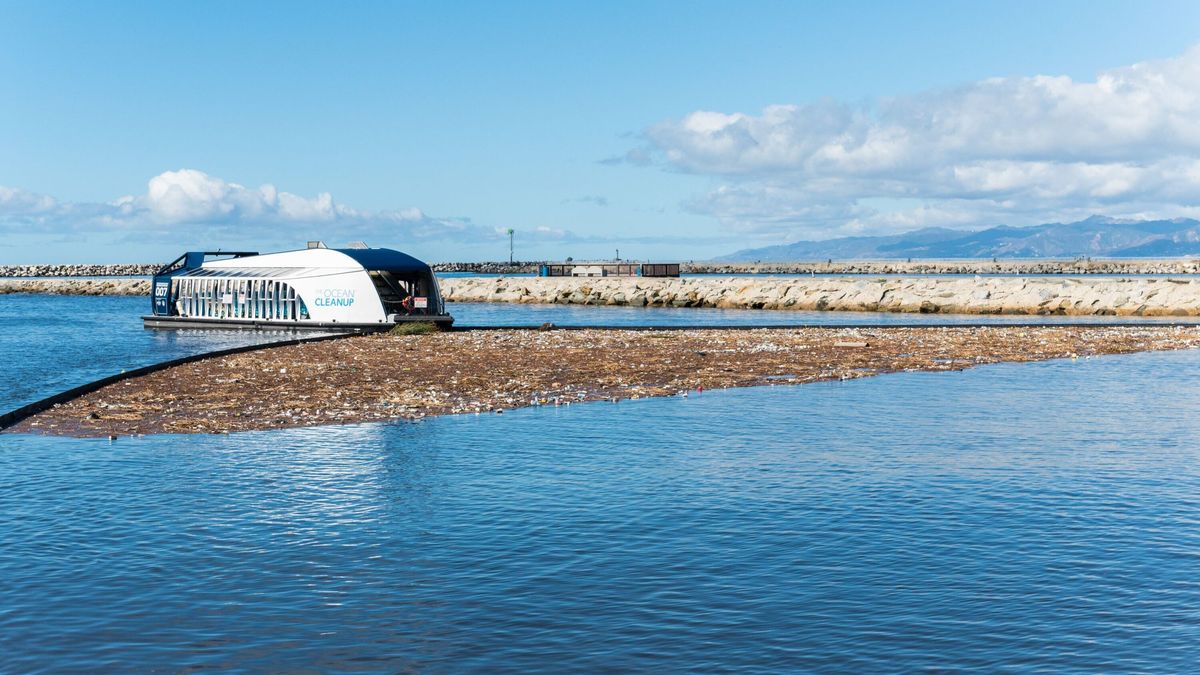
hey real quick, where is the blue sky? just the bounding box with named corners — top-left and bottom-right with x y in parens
top-left (2, 1), bottom-right (1200, 263)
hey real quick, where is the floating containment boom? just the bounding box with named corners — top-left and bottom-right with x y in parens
top-left (143, 245), bottom-right (453, 331)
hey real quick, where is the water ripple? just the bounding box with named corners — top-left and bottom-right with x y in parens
top-left (2, 351), bottom-right (1200, 670)
top-left (5, 295), bottom-right (1200, 670)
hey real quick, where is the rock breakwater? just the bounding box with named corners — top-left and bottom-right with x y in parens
top-left (440, 276), bottom-right (1200, 316)
top-left (8, 259), bottom-right (1200, 279)
top-left (0, 264), bottom-right (159, 277)
top-left (9, 274), bottom-right (1200, 316)
top-left (0, 278), bottom-right (150, 295)
top-left (0, 261), bottom-right (542, 277)
top-left (685, 260), bottom-right (1200, 275)
top-left (431, 261), bottom-right (540, 273)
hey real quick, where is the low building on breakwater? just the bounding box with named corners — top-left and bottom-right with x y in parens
top-left (539, 262), bottom-right (681, 278)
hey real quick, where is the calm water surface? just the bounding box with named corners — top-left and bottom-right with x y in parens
top-left (8, 294), bottom-right (1196, 412)
top-left (449, 299), bottom-right (1200, 328)
top-left (2, 294), bottom-right (1199, 671)
top-left (0, 296), bottom-right (308, 411)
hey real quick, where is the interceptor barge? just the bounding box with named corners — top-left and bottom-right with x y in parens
top-left (143, 244), bottom-right (453, 331)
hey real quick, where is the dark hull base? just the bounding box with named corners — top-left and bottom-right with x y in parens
top-left (142, 315), bottom-right (454, 333)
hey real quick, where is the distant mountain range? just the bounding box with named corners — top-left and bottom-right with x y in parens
top-left (716, 216), bottom-right (1200, 261)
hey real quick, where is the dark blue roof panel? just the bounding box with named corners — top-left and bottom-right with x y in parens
top-left (334, 248), bottom-right (432, 275)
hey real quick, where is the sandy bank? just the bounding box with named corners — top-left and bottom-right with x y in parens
top-left (10, 325), bottom-right (1199, 437)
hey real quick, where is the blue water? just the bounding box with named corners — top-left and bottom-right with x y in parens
top-left (0, 295), bottom-right (312, 411)
top-left (2, 293), bottom-right (1199, 413)
top-left (449, 299), bottom-right (1200, 327)
top-left (3, 294), bottom-right (1200, 671)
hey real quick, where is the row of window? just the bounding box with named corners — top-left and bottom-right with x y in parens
top-left (174, 277), bottom-right (308, 321)
top-left (180, 266), bottom-right (317, 279)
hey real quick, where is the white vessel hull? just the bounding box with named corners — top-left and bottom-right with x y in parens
top-left (144, 246), bottom-right (453, 331)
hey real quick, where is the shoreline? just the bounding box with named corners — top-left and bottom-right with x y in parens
top-left (9, 325), bottom-right (1200, 438)
top-left (444, 276), bottom-right (1200, 316)
top-left (7, 275), bottom-right (1200, 316)
top-left (4, 258), bottom-right (1200, 278)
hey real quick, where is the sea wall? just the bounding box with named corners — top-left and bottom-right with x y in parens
top-left (684, 259), bottom-right (1200, 275)
top-left (439, 276), bottom-right (1200, 316)
top-left (0, 264), bottom-right (160, 277)
top-left (0, 262), bottom-right (542, 277)
top-left (6, 258), bottom-right (1200, 278)
top-left (0, 279), bottom-right (150, 295)
top-left (7, 275), bottom-right (1200, 316)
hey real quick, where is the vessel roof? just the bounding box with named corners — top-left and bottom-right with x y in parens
top-left (200, 247), bottom-right (432, 275)
top-left (332, 248), bottom-right (431, 274)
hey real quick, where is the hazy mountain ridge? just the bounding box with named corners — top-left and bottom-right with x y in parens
top-left (718, 217), bottom-right (1200, 261)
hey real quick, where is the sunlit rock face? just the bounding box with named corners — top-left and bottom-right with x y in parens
top-left (6, 273), bottom-right (1200, 316)
top-left (440, 276), bottom-right (1200, 316)
top-left (0, 279), bottom-right (150, 296)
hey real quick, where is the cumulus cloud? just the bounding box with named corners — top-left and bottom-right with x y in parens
top-left (0, 169), bottom-right (505, 244)
top-left (641, 46), bottom-right (1200, 239)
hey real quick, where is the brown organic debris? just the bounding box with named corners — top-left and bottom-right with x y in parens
top-left (9, 326), bottom-right (1200, 438)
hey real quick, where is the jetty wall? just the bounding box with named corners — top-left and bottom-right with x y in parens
top-left (0, 261), bottom-right (543, 277)
top-left (0, 278), bottom-right (149, 295)
top-left (438, 276), bottom-right (1200, 316)
top-left (7, 275), bottom-right (1200, 316)
top-left (685, 259), bottom-right (1200, 275)
top-left (6, 258), bottom-right (1200, 278)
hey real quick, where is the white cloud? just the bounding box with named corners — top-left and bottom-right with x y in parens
top-left (0, 169), bottom-right (506, 245)
top-left (562, 194), bottom-right (610, 207)
top-left (641, 46), bottom-right (1200, 239)
top-left (0, 186), bottom-right (59, 214)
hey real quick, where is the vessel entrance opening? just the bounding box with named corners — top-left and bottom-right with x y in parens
top-left (369, 271), bottom-right (413, 315)
top-left (367, 270), bottom-right (442, 318)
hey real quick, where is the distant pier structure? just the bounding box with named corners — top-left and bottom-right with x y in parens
top-left (538, 262), bottom-right (681, 278)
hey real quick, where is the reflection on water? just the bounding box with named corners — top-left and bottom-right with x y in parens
top-left (3, 351), bottom-right (1200, 671)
